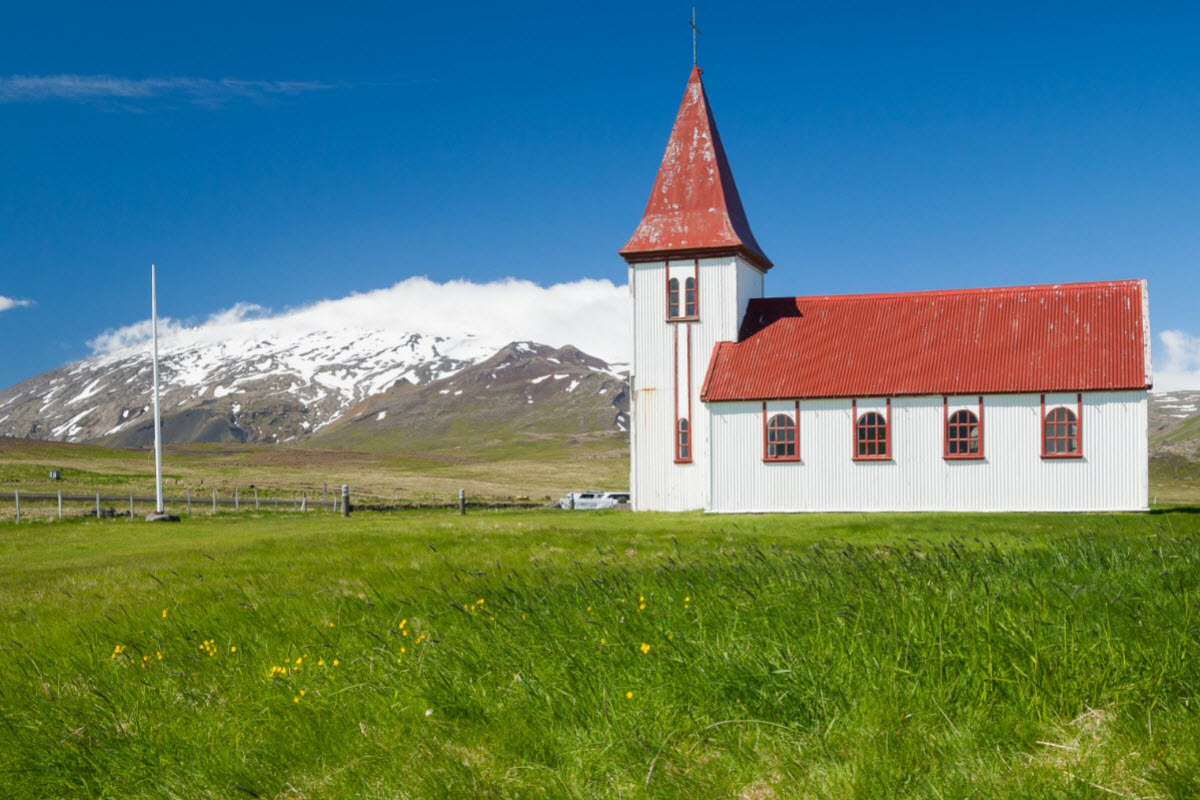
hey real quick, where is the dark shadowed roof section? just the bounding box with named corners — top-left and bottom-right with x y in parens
top-left (701, 280), bottom-right (1151, 401)
top-left (619, 66), bottom-right (772, 271)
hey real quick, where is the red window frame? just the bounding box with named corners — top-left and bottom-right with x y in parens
top-left (943, 396), bottom-right (984, 460)
top-left (1041, 393), bottom-right (1082, 459)
top-left (675, 418), bottom-right (691, 463)
top-left (852, 398), bottom-right (892, 461)
top-left (665, 260), bottom-right (700, 321)
top-left (762, 401), bottom-right (800, 462)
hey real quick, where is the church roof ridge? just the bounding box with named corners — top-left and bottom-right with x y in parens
top-left (619, 66), bottom-right (773, 270)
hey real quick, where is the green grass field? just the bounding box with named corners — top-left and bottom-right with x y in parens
top-left (2, 509), bottom-right (1199, 798)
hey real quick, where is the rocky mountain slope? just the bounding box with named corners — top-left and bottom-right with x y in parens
top-left (1150, 390), bottom-right (1200, 458)
top-left (0, 327), bottom-right (629, 449)
top-left (312, 342), bottom-right (628, 458)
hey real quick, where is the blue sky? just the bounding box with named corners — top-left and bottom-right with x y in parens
top-left (2, 1), bottom-right (1198, 389)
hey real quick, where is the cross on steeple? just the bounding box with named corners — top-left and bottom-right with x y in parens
top-left (689, 6), bottom-right (701, 66)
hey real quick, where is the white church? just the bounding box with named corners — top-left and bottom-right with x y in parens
top-left (621, 66), bottom-right (1152, 513)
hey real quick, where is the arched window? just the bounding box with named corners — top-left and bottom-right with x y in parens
top-left (667, 278), bottom-right (680, 319)
top-left (684, 276), bottom-right (697, 317)
top-left (1044, 407), bottom-right (1078, 455)
top-left (676, 418), bottom-right (691, 462)
top-left (947, 409), bottom-right (980, 456)
top-left (765, 413), bottom-right (797, 460)
top-left (855, 411), bottom-right (890, 459)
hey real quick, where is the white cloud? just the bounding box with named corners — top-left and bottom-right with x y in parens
top-left (0, 75), bottom-right (334, 109)
top-left (0, 296), bottom-right (33, 313)
top-left (1155, 330), bottom-right (1200, 392)
top-left (87, 276), bottom-right (630, 365)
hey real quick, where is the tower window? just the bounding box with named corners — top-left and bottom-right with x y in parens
top-left (853, 399), bottom-right (892, 460)
top-left (665, 263), bottom-right (698, 320)
top-left (675, 418), bottom-right (691, 463)
top-left (762, 402), bottom-right (800, 461)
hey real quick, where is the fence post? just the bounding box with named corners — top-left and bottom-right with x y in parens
top-left (323, 483), bottom-right (327, 507)
top-left (14, 491), bottom-right (20, 523)
top-left (341, 485), bottom-right (350, 518)
top-left (95, 491), bottom-right (100, 518)
top-left (212, 490), bottom-right (217, 515)
top-left (255, 489), bottom-right (259, 510)
top-left (57, 490), bottom-right (62, 521)
top-left (459, 488), bottom-right (466, 515)
top-left (301, 493), bottom-right (307, 512)
top-left (129, 491), bottom-right (134, 518)
top-left (235, 487), bottom-right (239, 511)
top-left (186, 490), bottom-right (192, 515)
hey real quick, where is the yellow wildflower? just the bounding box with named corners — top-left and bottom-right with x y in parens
top-left (318, 659), bottom-right (325, 666)
top-left (399, 619), bottom-right (407, 629)
top-left (299, 689), bottom-right (306, 696)
top-left (640, 643), bottom-right (651, 654)
top-left (230, 646), bottom-right (237, 653)
top-left (638, 603), bottom-right (646, 611)
top-left (156, 651), bottom-right (163, 660)
top-left (332, 659), bottom-right (339, 666)
top-left (625, 691), bottom-right (633, 700)
top-left (161, 609), bottom-right (168, 618)
top-left (400, 647), bottom-right (406, 654)
top-left (328, 622), bottom-right (335, 628)
top-left (600, 638), bottom-right (606, 645)
top-left (293, 696), bottom-right (299, 703)
top-left (402, 630), bottom-right (409, 637)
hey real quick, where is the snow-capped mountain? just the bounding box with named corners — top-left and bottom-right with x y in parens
top-left (0, 326), bottom-right (627, 446)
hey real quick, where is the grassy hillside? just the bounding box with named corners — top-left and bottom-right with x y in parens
top-left (0, 436), bottom-right (628, 507)
top-left (1, 509), bottom-right (1198, 798)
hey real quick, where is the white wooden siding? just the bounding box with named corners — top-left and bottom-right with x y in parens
top-left (708, 391), bottom-right (1148, 512)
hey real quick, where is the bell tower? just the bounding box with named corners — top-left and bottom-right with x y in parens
top-left (620, 65), bottom-right (772, 511)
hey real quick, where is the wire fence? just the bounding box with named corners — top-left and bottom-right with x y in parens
top-left (2, 486), bottom-right (555, 523)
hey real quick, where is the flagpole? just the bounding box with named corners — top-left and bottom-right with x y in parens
top-left (151, 264), bottom-right (164, 515)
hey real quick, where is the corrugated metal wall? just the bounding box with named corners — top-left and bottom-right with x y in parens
top-left (630, 256), bottom-right (764, 510)
top-left (708, 391), bottom-right (1148, 512)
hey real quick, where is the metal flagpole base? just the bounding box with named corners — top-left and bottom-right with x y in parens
top-left (145, 513), bottom-right (181, 523)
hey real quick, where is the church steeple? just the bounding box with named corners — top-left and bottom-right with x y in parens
top-left (619, 66), bottom-right (772, 271)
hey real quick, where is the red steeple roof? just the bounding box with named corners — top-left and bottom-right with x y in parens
top-left (619, 66), bottom-right (772, 270)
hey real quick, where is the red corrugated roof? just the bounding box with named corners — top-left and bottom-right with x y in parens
top-left (701, 280), bottom-right (1150, 401)
top-left (619, 66), bottom-right (772, 271)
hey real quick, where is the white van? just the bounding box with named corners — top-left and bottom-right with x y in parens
top-left (559, 491), bottom-right (631, 510)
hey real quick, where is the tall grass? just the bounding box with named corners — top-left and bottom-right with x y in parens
top-left (1, 510), bottom-right (1198, 798)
